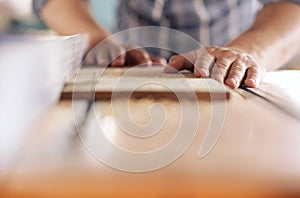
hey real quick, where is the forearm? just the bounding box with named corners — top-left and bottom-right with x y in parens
top-left (40, 0), bottom-right (109, 50)
top-left (226, 1), bottom-right (300, 71)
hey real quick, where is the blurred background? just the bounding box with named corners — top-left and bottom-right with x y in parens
top-left (0, 0), bottom-right (119, 34)
top-left (1, 0), bottom-right (299, 68)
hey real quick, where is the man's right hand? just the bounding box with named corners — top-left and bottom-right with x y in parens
top-left (85, 39), bottom-right (166, 67)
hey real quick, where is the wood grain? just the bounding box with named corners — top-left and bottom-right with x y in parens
top-left (61, 66), bottom-right (231, 100)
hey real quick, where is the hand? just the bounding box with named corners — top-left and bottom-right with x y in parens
top-left (166, 46), bottom-right (265, 88)
top-left (85, 39), bottom-right (166, 67)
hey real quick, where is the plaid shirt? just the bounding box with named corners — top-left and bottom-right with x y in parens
top-left (117, 0), bottom-right (300, 46)
top-left (33, 0), bottom-right (300, 54)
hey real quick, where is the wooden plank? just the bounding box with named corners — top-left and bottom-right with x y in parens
top-left (61, 67), bottom-right (231, 100)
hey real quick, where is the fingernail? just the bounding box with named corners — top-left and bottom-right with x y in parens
top-left (230, 78), bottom-right (237, 85)
top-left (250, 78), bottom-right (257, 86)
top-left (245, 78), bottom-right (257, 87)
top-left (227, 78), bottom-right (236, 86)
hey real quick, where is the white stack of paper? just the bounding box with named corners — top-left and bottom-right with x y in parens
top-left (0, 34), bottom-right (88, 175)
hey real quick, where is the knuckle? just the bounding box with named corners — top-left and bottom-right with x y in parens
top-left (249, 66), bottom-right (260, 73)
top-left (247, 67), bottom-right (260, 78)
top-left (243, 57), bottom-right (253, 66)
top-left (233, 64), bottom-right (245, 73)
top-left (217, 63), bottom-right (228, 71)
top-left (201, 55), bottom-right (214, 64)
top-left (236, 55), bottom-right (256, 67)
top-left (216, 60), bottom-right (229, 70)
top-left (246, 55), bottom-right (260, 66)
top-left (236, 54), bottom-right (245, 60)
top-left (220, 50), bottom-right (234, 58)
top-left (206, 46), bottom-right (216, 53)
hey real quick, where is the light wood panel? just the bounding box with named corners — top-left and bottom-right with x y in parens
top-left (61, 66), bottom-right (231, 100)
top-left (2, 67), bottom-right (300, 198)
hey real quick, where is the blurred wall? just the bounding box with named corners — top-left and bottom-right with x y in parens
top-left (2, 0), bottom-right (119, 33)
top-left (0, 0), bottom-right (33, 19)
top-left (0, 0), bottom-right (40, 33)
top-left (90, 0), bottom-right (119, 31)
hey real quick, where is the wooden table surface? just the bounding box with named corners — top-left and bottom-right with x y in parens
top-left (1, 67), bottom-right (300, 198)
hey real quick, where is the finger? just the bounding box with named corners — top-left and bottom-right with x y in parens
top-left (85, 53), bottom-right (95, 65)
top-left (150, 55), bottom-right (167, 66)
top-left (111, 54), bottom-right (126, 67)
top-left (244, 66), bottom-right (261, 88)
top-left (211, 51), bottom-right (236, 83)
top-left (95, 52), bottom-right (110, 67)
top-left (224, 61), bottom-right (247, 89)
top-left (165, 55), bottom-right (193, 73)
top-left (126, 48), bottom-right (152, 66)
top-left (110, 47), bottom-right (126, 67)
top-left (193, 51), bottom-right (214, 78)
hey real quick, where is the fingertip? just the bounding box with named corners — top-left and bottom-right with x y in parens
top-left (139, 51), bottom-right (152, 66)
top-left (85, 59), bottom-right (94, 66)
top-left (245, 78), bottom-right (257, 88)
top-left (136, 55), bottom-right (152, 66)
top-left (225, 78), bottom-right (238, 89)
top-left (111, 55), bottom-right (125, 67)
top-left (111, 60), bottom-right (122, 67)
top-left (164, 56), bottom-right (183, 73)
top-left (168, 56), bottom-right (181, 67)
top-left (194, 68), bottom-right (209, 78)
top-left (85, 54), bottom-right (95, 65)
top-left (246, 66), bottom-right (261, 88)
